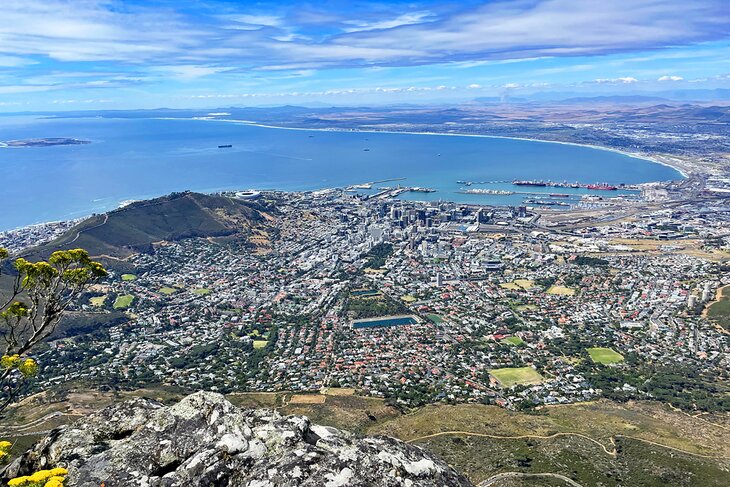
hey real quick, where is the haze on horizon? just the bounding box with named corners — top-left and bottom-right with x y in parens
top-left (1, 0), bottom-right (730, 112)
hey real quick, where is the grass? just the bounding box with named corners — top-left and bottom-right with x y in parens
top-left (426, 314), bottom-right (444, 324)
top-left (547, 285), bottom-right (576, 296)
top-left (587, 347), bottom-right (624, 364)
top-left (159, 287), bottom-right (177, 295)
top-left (113, 294), bottom-right (134, 309)
top-left (490, 367), bottom-right (544, 387)
top-left (121, 274), bottom-right (137, 281)
top-left (501, 336), bottom-right (524, 346)
top-left (89, 295), bottom-right (106, 307)
top-left (4, 387), bottom-right (729, 487)
top-left (401, 295), bottom-right (417, 303)
top-left (368, 400), bottom-right (730, 485)
top-left (500, 279), bottom-right (535, 291)
top-left (192, 288), bottom-right (210, 295)
top-left (252, 340), bottom-right (268, 349)
top-left (706, 285), bottom-right (730, 330)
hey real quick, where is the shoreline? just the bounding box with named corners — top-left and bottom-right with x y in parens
top-left (2, 116), bottom-right (689, 232)
top-left (188, 116), bottom-right (690, 179)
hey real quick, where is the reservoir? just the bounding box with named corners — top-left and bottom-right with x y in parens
top-left (353, 315), bottom-right (420, 329)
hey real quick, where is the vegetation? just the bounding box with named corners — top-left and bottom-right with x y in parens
top-left (501, 336), bottom-right (524, 346)
top-left (490, 367), bottom-right (544, 387)
top-left (121, 274), bottom-right (137, 281)
top-left (362, 242), bottom-right (393, 269)
top-left (573, 256), bottom-right (610, 267)
top-left (21, 192), bottom-right (268, 261)
top-left (587, 347), bottom-right (624, 364)
top-left (0, 247), bottom-right (106, 414)
top-left (113, 294), bottom-right (134, 309)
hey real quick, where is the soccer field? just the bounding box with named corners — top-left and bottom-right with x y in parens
top-left (587, 347), bottom-right (624, 364)
top-left (490, 367), bottom-right (544, 387)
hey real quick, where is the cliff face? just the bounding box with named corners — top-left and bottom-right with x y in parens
top-left (3, 392), bottom-right (474, 487)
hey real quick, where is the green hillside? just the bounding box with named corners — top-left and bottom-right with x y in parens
top-left (20, 192), bottom-right (269, 262)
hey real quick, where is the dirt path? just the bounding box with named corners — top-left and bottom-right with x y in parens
top-left (405, 431), bottom-right (617, 456)
top-left (407, 430), bottom-right (730, 460)
top-left (479, 472), bottom-right (584, 487)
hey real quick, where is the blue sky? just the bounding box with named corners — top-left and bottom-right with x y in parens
top-left (1, 0), bottom-right (729, 111)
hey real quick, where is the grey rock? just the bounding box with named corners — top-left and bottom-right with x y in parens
top-left (3, 391), bottom-right (474, 487)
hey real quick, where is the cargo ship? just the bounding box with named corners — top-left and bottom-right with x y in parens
top-left (512, 180), bottom-right (618, 191)
top-left (218, 144), bottom-right (232, 148)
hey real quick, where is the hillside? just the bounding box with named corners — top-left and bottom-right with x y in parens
top-left (2, 392), bottom-right (472, 487)
top-left (21, 192), bottom-right (272, 262)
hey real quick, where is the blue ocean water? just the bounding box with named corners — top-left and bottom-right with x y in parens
top-left (0, 116), bottom-right (681, 231)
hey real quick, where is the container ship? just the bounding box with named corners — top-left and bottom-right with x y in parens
top-left (512, 180), bottom-right (618, 191)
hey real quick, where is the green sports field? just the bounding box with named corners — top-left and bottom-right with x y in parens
top-left (121, 274), bottom-right (137, 281)
top-left (501, 336), bottom-right (524, 346)
top-left (490, 367), bottom-right (544, 387)
top-left (587, 347), bottom-right (624, 364)
top-left (113, 294), bottom-right (134, 309)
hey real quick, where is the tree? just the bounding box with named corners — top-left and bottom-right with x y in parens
top-left (0, 248), bottom-right (106, 413)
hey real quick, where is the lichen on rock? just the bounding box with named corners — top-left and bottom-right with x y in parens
top-left (2, 391), bottom-right (474, 486)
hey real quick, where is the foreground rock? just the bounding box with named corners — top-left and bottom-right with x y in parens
top-left (3, 391), bottom-right (474, 486)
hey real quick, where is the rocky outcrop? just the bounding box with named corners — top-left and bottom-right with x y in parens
top-left (3, 391), bottom-right (474, 486)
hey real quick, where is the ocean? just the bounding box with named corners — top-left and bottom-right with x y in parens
top-left (0, 115), bottom-right (682, 231)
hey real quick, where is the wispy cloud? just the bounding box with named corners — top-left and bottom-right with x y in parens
top-left (657, 75), bottom-right (684, 81)
top-left (0, 0), bottom-right (729, 109)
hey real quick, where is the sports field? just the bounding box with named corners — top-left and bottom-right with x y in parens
top-left (89, 295), bottom-right (106, 306)
top-left (547, 285), bottom-right (575, 295)
top-left (490, 367), bottom-right (544, 387)
top-left (160, 287), bottom-right (177, 295)
top-left (587, 347), bottom-right (624, 364)
top-left (501, 336), bottom-right (524, 346)
top-left (113, 294), bottom-right (134, 309)
top-left (192, 288), bottom-right (210, 295)
top-left (121, 274), bottom-right (136, 281)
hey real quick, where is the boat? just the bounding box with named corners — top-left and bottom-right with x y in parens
top-left (363, 148), bottom-right (370, 151)
top-left (586, 183), bottom-right (618, 191)
top-left (513, 180), bottom-right (547, 187)
top-left (218, 144), bottom-right (232, 148)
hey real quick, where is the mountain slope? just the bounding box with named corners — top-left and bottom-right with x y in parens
top-left (23, 191), bottom-right (270, 261)
top-left (2, 392), bottom-right (473, 487)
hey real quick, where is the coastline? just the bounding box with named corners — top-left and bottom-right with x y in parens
top-left (188, 116), bottom-right (690, 179)
top-left (2, 116), bottom-right (688, 232)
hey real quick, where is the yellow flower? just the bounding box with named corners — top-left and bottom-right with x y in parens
top-left (0, 440), bottom-right (12, 449)
top-left (8, 477), bottom-right (29, 486)
top-left (48, 468), bottom-right (68, 477)
top-left (18, 358), bottom-right (39, 378)
top-left (28, 470), bottom-right (53, 482)
top-left (44, 478), bottom-right (65, 487)
top-left (1, 354), bottom-right (21, 369)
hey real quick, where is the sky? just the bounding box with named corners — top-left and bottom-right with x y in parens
top-left (1, 0), bottom-right (730, 111)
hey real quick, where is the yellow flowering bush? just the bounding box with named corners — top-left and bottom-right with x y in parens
top-left (7, 467), bottom-right (68, 487)
top-left (1, 354), bottom-right (21, 370)
top-left (0, 439), bottom-right (12, 462)
top-left (1, 355), bottom-right (39, 378)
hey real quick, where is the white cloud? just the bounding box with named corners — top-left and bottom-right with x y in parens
top-left (342, 12), bottom-right (435, 33)
top-left (657, 75), bottom-right (684, 81)
top-left (594, 77), bottom-right (639, 84)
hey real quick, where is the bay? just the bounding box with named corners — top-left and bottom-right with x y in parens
top-left (0, 116), bottom-right (681, 231)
